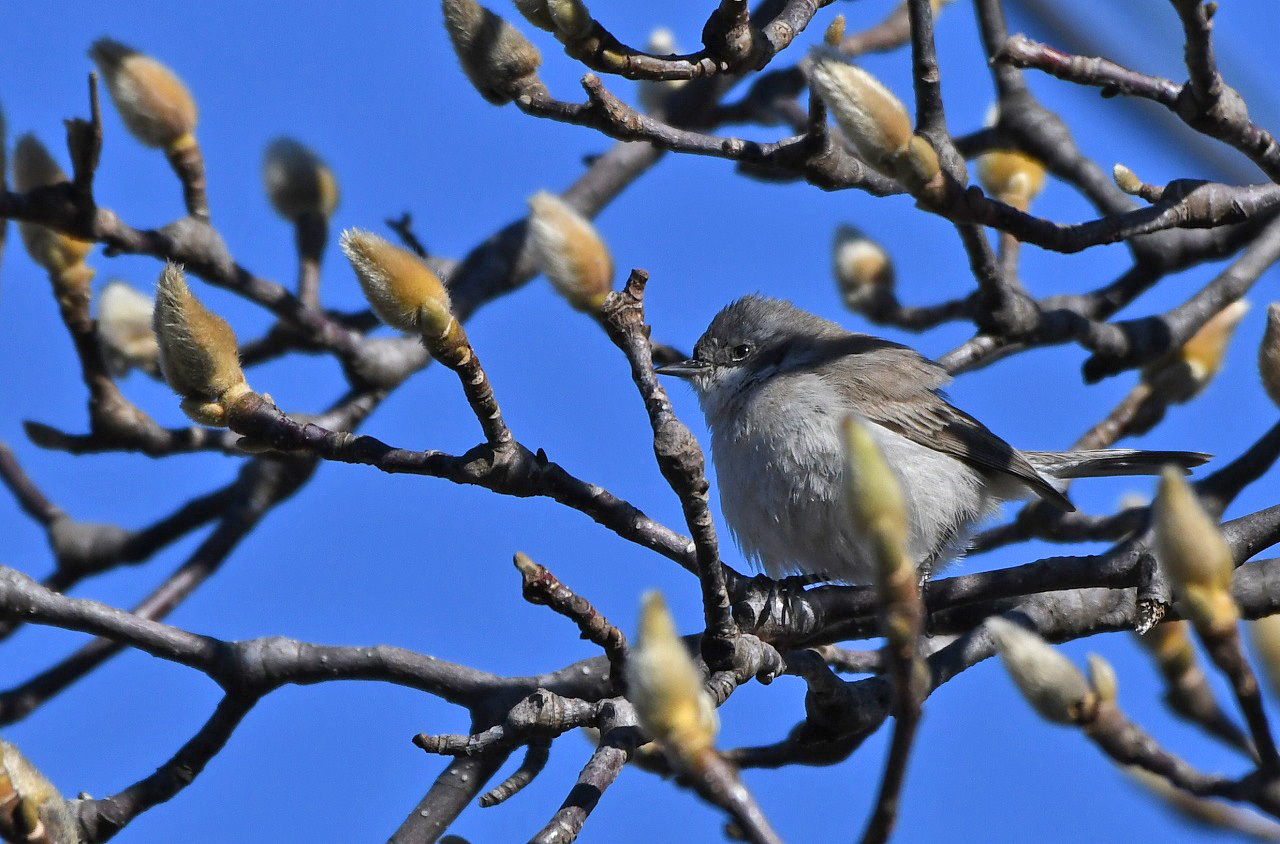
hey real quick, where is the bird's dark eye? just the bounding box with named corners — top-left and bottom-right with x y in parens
top-left (730, 343), bottom-right (753, 362)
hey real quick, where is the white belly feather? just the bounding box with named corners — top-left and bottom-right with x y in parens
top-left (706, 372), bottom-right (999, 582)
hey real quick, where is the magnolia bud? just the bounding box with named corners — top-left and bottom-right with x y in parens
top-left (12, 135), bottom-right (93, 278)
top-left (1249, 614), bottom-right (1280, 704)
top-left (527, 191), bottom-right (613, 312)
top-left (90, 39), bottom-right (198, 151)
top-left (1086, 653), bottom-right (1118, 705)
top-left (153, 263), bottom-right (251, 425)
top-left (442, 0), bottom-right (542, 105)
top-left (1112, 163), bottom-right (1144, 196)
top-left (977, 148), bottom-right (1046, 211)
top-left (512, 0), bottom-right (555, 31)
top-left (987, 616), bottom-right (1097, 725)
top-left (1153, 466), bottom-right (1238, 637)
top-left (638, 28), bottom-right (686, 114)
top-left (832, 225), bottom-right (893, 310)
top-left (824, 14), bottom-right (846, 46)
top-left (809, 51), bottom-right (911, 174)
top-left (1142, 300), bottom-right (1248, 402)
top-left (625, 591), bottom-right (718, 765)
top-left (340, 229), bottom-right (454, 339)
top-left (1260, 303), bottom-right (1280, 408)
top-left (98, 280), bottom-right (161, 375)
top-left (546, 0), bottom-right (593, 39)
top-left (841, 416), bottom-right (910, 588)
top-left (262, 138), bottom-right (339, 220)
top-left (0, 740), bottom-right (78, 844)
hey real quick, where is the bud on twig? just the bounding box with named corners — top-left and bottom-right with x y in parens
top-left (527, 192), bottom-right (613, 312)
top-left (832, 225), bottom-right (893, 311)
top-left (1154, 466), bottom-right (1238, 637)
top-left (1087, 653), bottom-right (1118, 705)
top-left (977, 147), bottom-right (1046, 211)
top-left (1260, 303), bottom-right (1280, 408)
top-left (1249, 614), bottom-right (1280, 704)
top-left (840, 416), bottom-right (911, 594)
top-left (546, 0), bottom-right (593, 40)
top-left (1143, 301), bottom-right (1248, 403)
top-left (1112, 163), bottom-right (1143, 196)
top-left (808, 52), bottom-right (911, 176)
top-left (262, 138), bottom-right (340, 221)
top-left (638, 28), bottom-right (686, 114)
top-left (512, 0), bottom-right (556, 31)
top-left (98, 279), bottom-right (161, 376)
top-left (153, 263), bottom-right (252, 425)
top-left (1, 740), bottom-right (80, 844)
top-left (340, 229), bottom-right (457, 343)
top-left (89, 39), bottom-right (197, 151)
top-left (12, 135), bottom-right (93, 282)
top-left (625, 591), bottom-right (718, 767)
top-left (442, 0), bottom-right (542, 105)
top-left (987, 616), bottom-right (1097, 725)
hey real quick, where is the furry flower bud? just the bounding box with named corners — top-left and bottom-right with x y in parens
top-left (1154, 466), bottom-right (1238, 637)
top-left (90, 39), bottom-right (198, 151)
top-left (98, 280), bottom-right (161, 375)
top-left (527, 191), bottom-right (613, 311)
top-left (638, 28), bottom-right (686, 114)
top-left (978, 148), bottom-right (1046, 211)
top-left (12, 135), bottom-right (93, 277)
top-left (340, 229), bottom-right (454, 339)
top-left (1260, 303), bottom-right (1280, 408)
top-left (809, 51), bottom-right (911, 174)
top-left (153, 264), bottom-right (251, 425)
top-left (841, 416), bottom-right (910, 587)
top-left (1143, 300), bottom-right (1249, 403)
top-left (442, 0), bottom-right (542, 105)
top-left (0, 740), bottom-right (79, 844)
top-left (262, 138), bottom-right (339, 220)
top-left (626, 592), bottom-right (718, 764)
top-left (988, 616), bottom-right (1097, 725)
top-left (832, 225), bottom-right (893, 310)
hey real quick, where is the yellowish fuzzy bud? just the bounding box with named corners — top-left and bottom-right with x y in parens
top-left (824, 14), bottom-right (846, 46)
top-left (90, 39), bottom-right (198, 151)
top-left (809, 51), bottom-right (912, 174)
top-left (638, 28), bottom-right (686, 114)
top-left (1260, 303), bottom-right (1280, 408)
top-left (625, 591), bottom-right (718, 764)
top-left (262, 138), bottom-right (340, 220)
top-left (841, 416), bottom-right (910, 588)
top-left (513, 0), bottom-right (555, 31)
top-left (527, 191), bottom-right (613, 312)
top-left (442, 0), bottom-right (542, 105)
top-left (1138, 620), bottom-right (1197, 677)
top-left (987, 616), bottom-right (1097, 725)
top-left (546, 0), bottom-right (593, 39)
top-left (978, 148), bottom-right (1046, 211)
top-left (97, 280), bottom-right (160, 375)
top-left (340, 229), bottom-right (454, 337)
top-left (153, 264), bottom-right (251, 425)
top-left (1249, 614), bottom-right (1280, 704)
top-left (1087, 653), bottom-right (1118, 704)
top-left (12, 135), bottom-right (93, 277)
top-left (1, 740), bottom-right (80, 844)
top-left (833, 225), bottom-right (894, 309)
top-left (1113, 163), bottom-right (1144, 196)
top-left (1154, 466), bottom-right (1238, 637)
top-left (1143, 300), bottom-right (1248, 402)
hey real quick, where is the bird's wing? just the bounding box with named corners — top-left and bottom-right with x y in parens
top-left (813, 341), bottom-right (1075, 511)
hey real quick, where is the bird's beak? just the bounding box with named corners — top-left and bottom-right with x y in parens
top-left (655, 359), bottom-right (708, 379)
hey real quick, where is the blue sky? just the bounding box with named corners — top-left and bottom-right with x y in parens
top-left (2, 1), bottom-right (1279, 841)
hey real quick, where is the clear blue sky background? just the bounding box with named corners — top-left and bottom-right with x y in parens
top-left (2, 1), bottom-right (1278, 841)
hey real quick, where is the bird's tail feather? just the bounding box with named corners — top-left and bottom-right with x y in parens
top-left (1023, 449), bottom-right (1210, 479)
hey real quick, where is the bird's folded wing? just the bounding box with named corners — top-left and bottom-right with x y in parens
top-left (821, 351), bottom-right (1074, 510)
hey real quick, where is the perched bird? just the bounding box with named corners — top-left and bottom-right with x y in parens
top-left (658, 296), bottom-right (1207, 583)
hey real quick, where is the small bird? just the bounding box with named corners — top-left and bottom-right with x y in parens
top-left (657, 296), bottom-right (1207, 583)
